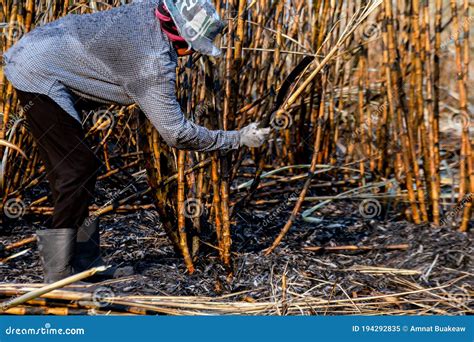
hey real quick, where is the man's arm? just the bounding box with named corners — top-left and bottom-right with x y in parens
top-left (124, 54), bottom-right (240, 152)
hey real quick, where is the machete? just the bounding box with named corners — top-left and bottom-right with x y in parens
top-left (258, 55), bottom-right (315, 129)
top-left (232, 55), bottom-right (316, 213)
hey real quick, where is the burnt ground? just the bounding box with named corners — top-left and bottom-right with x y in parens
top-left (1, 189), bottom-right (472, 314)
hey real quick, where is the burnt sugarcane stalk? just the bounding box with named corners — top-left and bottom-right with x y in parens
top-left (177, 150), bottom-right (195, 273)
top-left (457, 0), bottom-right (473, 231)
top-left (384, 0), bottom-right (421, 223)
top-left (217, 0), bottom-right (239, 269)
top-left (1, 0), bottom-right (472, 272)
top-left (0, 267), bottom-right (107, 310)
top-left (303, 243), bottom-right (409, 252)
top-left (422, 0), bottom-right (441, 225)
top-left (0, 235), bottom-right (36, 257)
top-left (265, 82), bottom-right (328, 255)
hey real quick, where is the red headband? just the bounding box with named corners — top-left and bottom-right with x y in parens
top-left (155, 7), bottom-right (186, 43)
top-left (155, 7), bottom-right (171, 22)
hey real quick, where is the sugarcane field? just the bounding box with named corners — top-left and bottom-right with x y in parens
top-left (0, 0), bottom-right (472, 320)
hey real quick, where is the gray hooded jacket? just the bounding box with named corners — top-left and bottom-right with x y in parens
top-left (3, 0), bottom-right (240, 151)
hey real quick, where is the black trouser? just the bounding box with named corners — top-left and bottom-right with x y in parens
top-left (16, 89), bottom-right (102, 229)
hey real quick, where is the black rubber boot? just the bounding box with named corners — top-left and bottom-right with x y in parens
top-left (74, 218), bottom-right (133, 280)
top-left (36, 228), bottom-right (76, 283)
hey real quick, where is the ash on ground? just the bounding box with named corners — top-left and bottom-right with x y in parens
top-left (1, 199), bottom-right (472, 314)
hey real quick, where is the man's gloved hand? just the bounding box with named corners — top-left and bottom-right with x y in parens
top-left (239, 122), bottom-right (271, 148)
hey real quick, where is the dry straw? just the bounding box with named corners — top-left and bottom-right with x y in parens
top-left (0, 0), bottom-right (472, 272)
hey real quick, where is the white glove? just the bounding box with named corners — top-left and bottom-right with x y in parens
top-left (239, 122), bottom-right (271, 148)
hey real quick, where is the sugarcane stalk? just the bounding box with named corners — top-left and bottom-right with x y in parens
top-left (384, 0), bottom-right (421, 223)
top-left (303, 243), bottom-right (409, 252)
top-left (0, 266), bottom-right (108, 310)
top-left (264, 83), bottom-right (328, 255)
top-left (422, 0), bottom-right (440, 225)
top-left (411, 0), bottom-right (430, 222)
top-left (459, 0), bottom-right (472, 231)
top-left (177, 150), bottom-right (194, 273)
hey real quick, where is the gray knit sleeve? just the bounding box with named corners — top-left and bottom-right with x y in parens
top-left (124, 52), bottom-right (240, 152)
